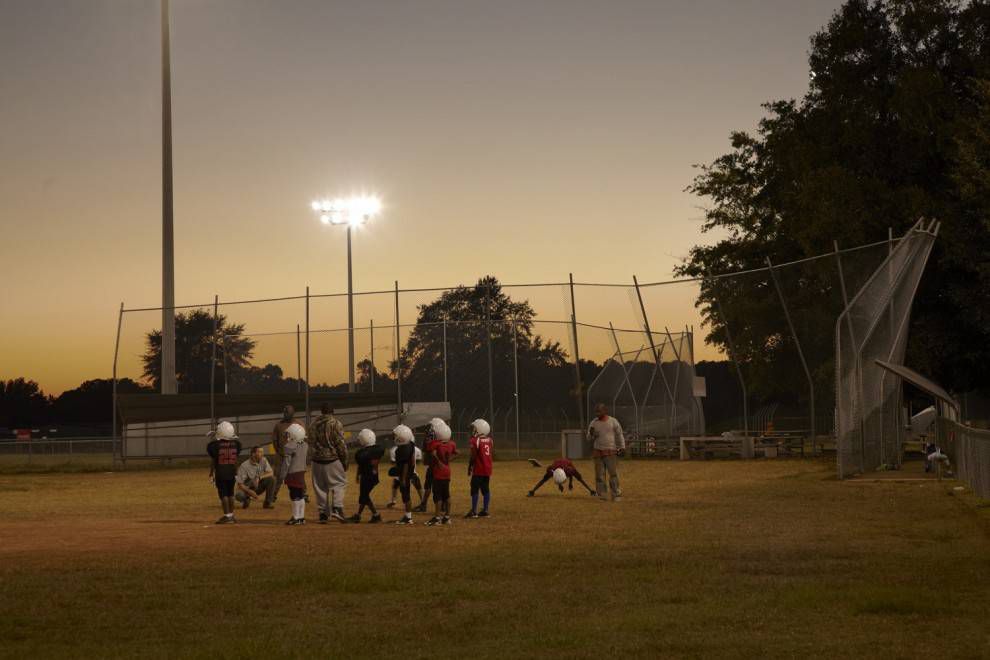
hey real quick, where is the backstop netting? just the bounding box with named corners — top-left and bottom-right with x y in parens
top-left (835, 220), bottom-right (939, 477)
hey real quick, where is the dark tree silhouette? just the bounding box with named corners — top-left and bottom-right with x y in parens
top-left (678, 0), bottom-right (990, 398)
top-left (0, 378), bottom-right (51, 429)
top-left (392, 276), bottom-right (574, 416)
top-left (142, 310), bottom-right (256, 393)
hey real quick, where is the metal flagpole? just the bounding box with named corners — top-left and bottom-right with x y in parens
top-left (766, 257), bottom-right (815, 450)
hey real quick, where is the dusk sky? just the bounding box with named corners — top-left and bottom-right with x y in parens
top-left (1, 0), bottom-right (843, 394)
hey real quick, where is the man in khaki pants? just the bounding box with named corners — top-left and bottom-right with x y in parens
top-left (588, 402), bottom-right (625, 501)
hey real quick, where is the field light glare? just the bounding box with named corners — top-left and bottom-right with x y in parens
top-left (310, 195), bottom-right (382, 226)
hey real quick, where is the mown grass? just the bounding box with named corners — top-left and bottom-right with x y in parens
top-left (0, 459), bottom-right (987, 659)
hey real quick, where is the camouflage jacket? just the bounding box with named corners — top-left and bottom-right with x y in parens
top-left (308, 414), bottom-right (347, 467)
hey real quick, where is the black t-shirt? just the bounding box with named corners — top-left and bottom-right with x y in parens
top-left (392, 443), bottom-right (416, 481)
top-left (355, 445), bottom-right (385, 479)
top-left (207, 439), bottom-right (242, 481)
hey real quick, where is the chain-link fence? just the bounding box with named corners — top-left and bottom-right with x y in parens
top-left (939, 418), bottom-right (990, 499)
top-left (0, 437), bottom-right (117, 470)
top-left (111, 227), bottom-right (937, 467)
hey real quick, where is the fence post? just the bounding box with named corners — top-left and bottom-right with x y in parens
top-left (833, 241), bottom-right (860, 467)
top-left (766, 257), bottom-right (815, 451)
top-left (112, 302), bottom-right (124, 468)
top-left (512, 318), bottom-right (520, 457)
top-left (485, 283), bottom-right (494, 422)
top-left (296, 323), bottom-right (302, 393)
top-left (710, 277), bottom-right (749, 439)
top-left (210, 295), bottom-right (218, 430)
top-left (370, 319), bottom-right (375, 393)
top-left (305, 287), bottom-right (310, 427)
top-left (442, 316), bottom-right (448, 403)
top-left (395, 281), bottom-right (403, 421)
top-left (568, 274), bottom-right (586, 430)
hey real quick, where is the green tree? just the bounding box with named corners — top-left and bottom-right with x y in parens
top-left (678, 0), bottom-right (990, 399)
top-left (142, 310), bottom-right (256, 393)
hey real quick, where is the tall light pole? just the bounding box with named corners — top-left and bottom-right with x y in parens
top-left (311, 195), bottom-right (382, 393)
top-left (160, 0), bottom-right (176, 395)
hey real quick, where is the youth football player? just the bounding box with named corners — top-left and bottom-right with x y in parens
top-left (349, 429), bottom-right (385, 523)
top-left (465, 418), bottom-right (493, 519)
top-left (207, 421), bottom-right (243, 524)
top-left (414, 418), bottom-right (445, 512)
top-left (527, 458), bottom-right (596, 496)
top-left (387, 442), bottom-right (423, 508)
top-left (391, 425), bottom-right (417, 525)
top-left (425, 422), bottom-right (456, 526)
top-left (282, 423), bottom-right (309, 525)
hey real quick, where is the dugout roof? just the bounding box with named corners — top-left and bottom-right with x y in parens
top-left (874, 360), bottom-right (959, 414)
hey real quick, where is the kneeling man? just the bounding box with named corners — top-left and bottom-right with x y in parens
top-left (235, 446), bottom-right (275, 509)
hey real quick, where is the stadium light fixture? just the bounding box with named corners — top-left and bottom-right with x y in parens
top-left (309, 194), bottom-right (383, 393)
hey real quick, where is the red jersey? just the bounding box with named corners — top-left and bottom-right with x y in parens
top-left (470, 436), bottom-right (493, 476)
top-left (549, 458), bottom-right (578, 477)
top-left (426, 440), bottom-right (457, 480)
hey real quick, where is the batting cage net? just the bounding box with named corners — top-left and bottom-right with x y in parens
top-left (835, 220), bottom-right (939, 477)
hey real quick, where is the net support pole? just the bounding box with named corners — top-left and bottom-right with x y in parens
top-left (608, 322), bottom-right (641, 438)
top-left (485, 283), bottom-right (494, 423)
top-left (112, 302), bottom-right (123, 467)
top-left (296, 324), bottom-right (301, 393)
top-left (370, 319), bottom-right (375, 393)
top-left (568, 273), bottom-right (586, 430)
top-left (663, 326), bottom-right (683, 435)
top-left (222, 334), bottom-right (229, 394)
top-left (210, 295), bottom-right (218, 430)
top-left (766, 257), bottom-right (815, 450)
top-left (710, 280), bottom-right (749, 438)
top-left (305, 287), bottom-right (310, 427)
top-left (395, 281), bottom-right (403, 421)
top-left (633, 275), bottom-right (677, 438)
top-left (512, 318), bottom-right (520, 457)
top-left (833, 241), bottom-right (860, 466)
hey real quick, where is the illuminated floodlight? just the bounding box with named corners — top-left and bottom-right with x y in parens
top-left (310, 195), bottom-right (382, 226)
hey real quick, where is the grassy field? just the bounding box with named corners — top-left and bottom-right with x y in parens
top-left (0, 458), bottom-right (987, 659)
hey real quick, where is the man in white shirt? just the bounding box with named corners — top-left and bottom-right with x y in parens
top-left (587, 402), bottom-right (625, 501)
top-left (234, 446), bottom-right (275, 509)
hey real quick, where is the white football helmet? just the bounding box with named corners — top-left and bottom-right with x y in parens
top-left (215, 420), bottom-right (237, 440)
top-left (436, 423), bottom-right (452, 441)
top-left (358, 428), bottom-right (376, 447)
top-left (393, 424), bottom-right (414, 445)
top-left (552, 467), bottom-right (567, 485)
top-left (471, 418), bottom-right (491, 437)
top-left (285, 423), bottom-right (306, 443)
